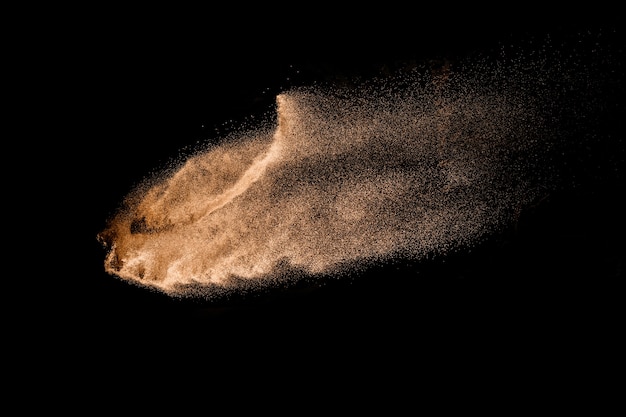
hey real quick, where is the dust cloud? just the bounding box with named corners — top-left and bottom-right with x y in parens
top-left (98, 30), bottom-right (620, 298)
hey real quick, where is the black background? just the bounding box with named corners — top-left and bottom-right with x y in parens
top-left (36, 10), bottom-right (624, 402)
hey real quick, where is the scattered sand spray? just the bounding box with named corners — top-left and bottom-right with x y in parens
top-left (97, 30), bottom-right (621, 299)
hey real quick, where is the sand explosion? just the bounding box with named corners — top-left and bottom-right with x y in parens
top-left (98, 31), bottom-right (619, 298)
